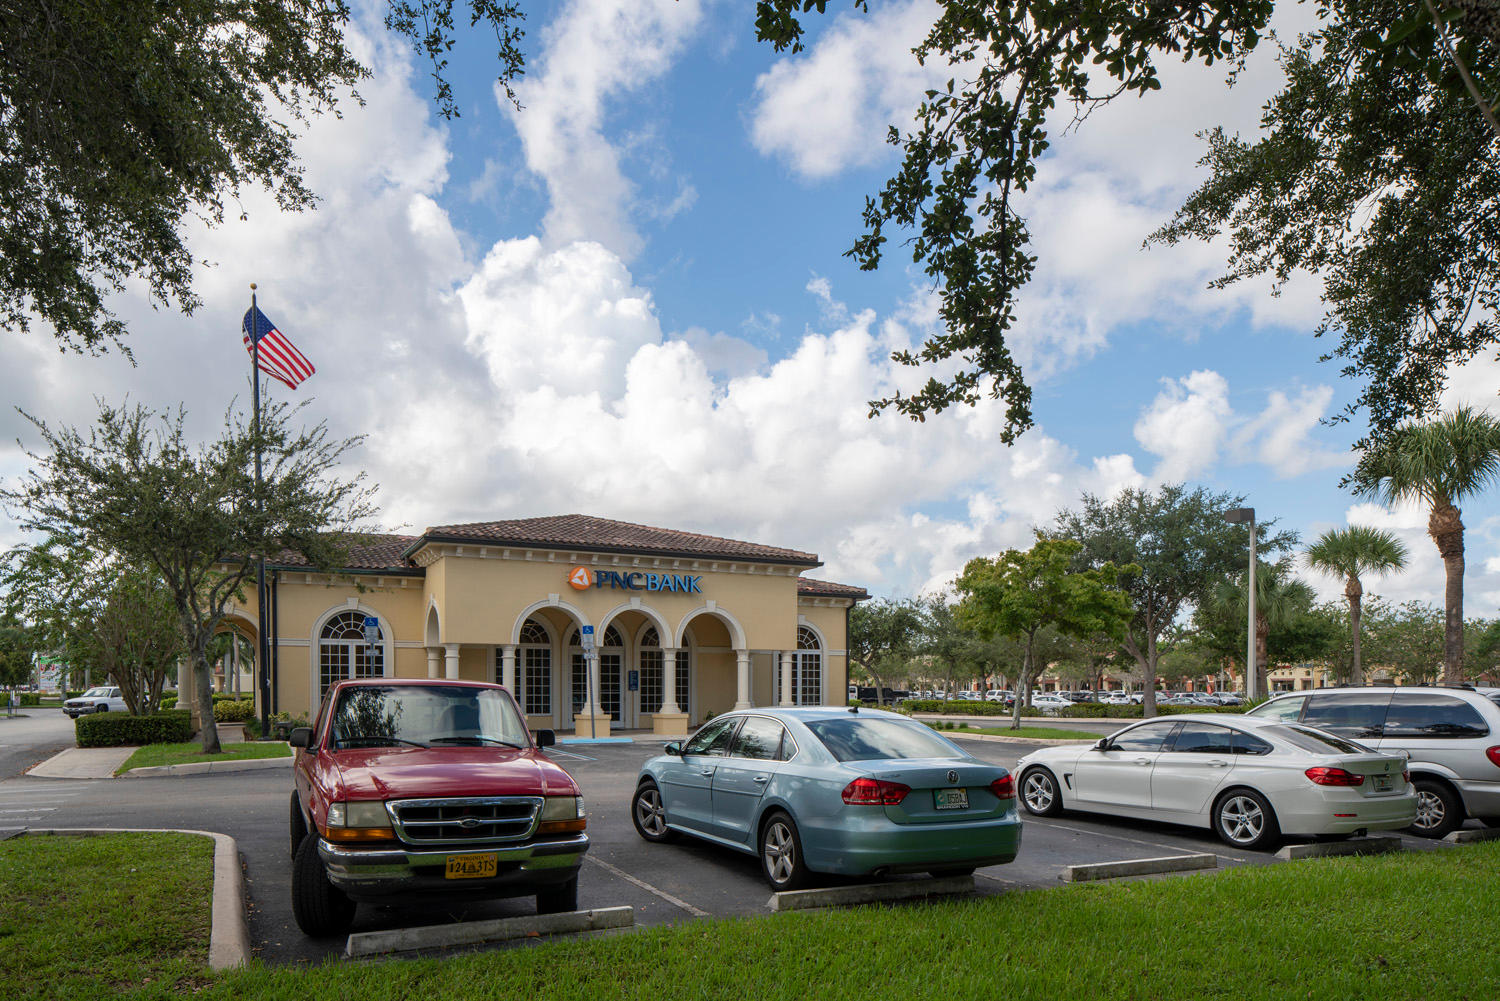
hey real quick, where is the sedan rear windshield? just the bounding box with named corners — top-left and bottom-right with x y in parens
top-left (803, 718), bottom-right (962, 762)
top-left (329, 685), bottom-right (528, 750)
top-left (1264, 724), bottom-right (1372, 756)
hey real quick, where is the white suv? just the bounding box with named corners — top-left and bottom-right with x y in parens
top-left (1247, 686), bottom-right (1500, 838)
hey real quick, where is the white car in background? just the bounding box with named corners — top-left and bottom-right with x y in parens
top-left (1014, 715), bottom-right (1417, 850)
top-left (63, 686), bottom-right (128, 718)
top-left (1031, 694), bottom-right (1074, 714)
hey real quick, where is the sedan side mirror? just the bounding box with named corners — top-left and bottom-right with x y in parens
top-left (664, 741), bottom-right (683, 756)
top-left (288, 727), bottom-right (313, 749)
top-left (535, 729), bottom-right (556, 747)
top-left (1093, 738), bottom-right (1110, 751)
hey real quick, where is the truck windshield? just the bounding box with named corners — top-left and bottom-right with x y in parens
top-left (329, 686), bottom-right (529, 750)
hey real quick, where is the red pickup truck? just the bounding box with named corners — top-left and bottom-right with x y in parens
top-left (288, 678), bottom-right (588, 937)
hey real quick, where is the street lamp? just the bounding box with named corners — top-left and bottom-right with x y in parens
top-left (1223, 507), bottom-right (1256, 701)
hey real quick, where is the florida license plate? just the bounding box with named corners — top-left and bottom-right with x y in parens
top-left (445, 853), bottom-right (498, 879)
top-left (1372, 775), bottom-right (1393, 792)
top-left (934, 788), bottom-right (969, 810)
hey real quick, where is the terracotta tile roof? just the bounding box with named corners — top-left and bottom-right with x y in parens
top-left (410, 514), bottom-right (822, 566)
top-left (797, 577), bottom-right (870, 600)
top-left (270, 534), bottom-right (421, 573)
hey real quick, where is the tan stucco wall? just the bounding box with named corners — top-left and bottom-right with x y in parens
top-left (255, 548), bottom-right (859, 724)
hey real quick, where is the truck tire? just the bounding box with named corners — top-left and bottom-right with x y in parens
top-left (536, 874), bottom-right (578, 915)
top-left (289, 793), bottom-right (308, 858)
top-left (290, 833), bottom-right (355, 937)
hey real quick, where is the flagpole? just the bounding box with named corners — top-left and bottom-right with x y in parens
top-left (250, 284), bottom-right (271, 743)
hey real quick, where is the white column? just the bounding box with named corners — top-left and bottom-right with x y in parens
top-left (734, 650), bottom-right (752, 710)
top-left (586, 650), bottom-right (603, 715)
top-left (426, 648), bottom-right (440, 679)
top-left (660, 647), bottom-right (681, 714)
top-left (779, 651), bottom-right (794, 707)
top-left (501, 645), bottom-right (517, 692)
top-left (444, 643), bottom-right (460, 680)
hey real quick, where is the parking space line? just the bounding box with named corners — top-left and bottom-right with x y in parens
top-left (585, 855), bottom-right (710, 917)
top-left (1027, 819), bottom-right (1254, 865)
top-left (545, 748), bottom-right (595, 761)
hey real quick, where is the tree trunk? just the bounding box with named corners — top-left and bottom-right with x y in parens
top-left (184, 619), bottom-right (222, 754)
top-left (1346, 574), bottom-right (1364, 686)
top-left (1429, 500), bottom-right (1465, 685)
top-left (1010, 636), bottom-right (1034, 731)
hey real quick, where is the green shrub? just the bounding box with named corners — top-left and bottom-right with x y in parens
top-left (212, 699), bottom-right (255, 723)
top-left (18, 693), bottom-right (41, 707)
top-left (76, 711), bottom-right (193, 747)
top-left (244, 712), bottom-right (310, 740)
top-left (65, 690), bottom-right (83, 699)
top-left (901, 699), bottom-right (1014, 716)
top-left (159, 696), bottom-right (177, 709)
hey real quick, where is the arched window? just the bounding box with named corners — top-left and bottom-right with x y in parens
top-left (795, 626), bottom-right (822, 706)
top-left (518, 618), bottom-right (551, 716)
top-left (568, 626), bottom-right (623, 720)
top-left (319, 611), bottom-right (383, 694)
top-left (638, 627), bottom-right (690, 715)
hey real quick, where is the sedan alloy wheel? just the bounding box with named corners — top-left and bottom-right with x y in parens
top-left (759, 811), bottom-right (810, 891)
top-left (631, 781), bottom-right (677, 843)
top-left (1214, 790), bottom-right (1278, 850)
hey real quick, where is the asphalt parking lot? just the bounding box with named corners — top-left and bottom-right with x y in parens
top-left (0, 725), bottom-right (1466, 966)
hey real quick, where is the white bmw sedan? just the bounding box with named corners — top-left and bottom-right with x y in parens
top-left (1014, 714), bottom-right (1417, 850)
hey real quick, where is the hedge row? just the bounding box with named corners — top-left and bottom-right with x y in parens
top-left (75, 710), bottom-right (194, 747)
top-left (900, 699), bottom-right (1247, 719)
top-left (212, 699), bottom-right (255, 722)
top-left (17, 693), bottom-right (41, 707)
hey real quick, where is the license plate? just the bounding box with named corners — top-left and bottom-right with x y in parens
top-left (934, 788), bottom-right (969, 810)
top-left (444, 853), bottom-right (498, 879)
top-left (1372, 775), bottom-right (1393, 792)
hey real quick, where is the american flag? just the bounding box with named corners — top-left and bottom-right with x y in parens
top-left (242, 305), bottom-right (315, 389)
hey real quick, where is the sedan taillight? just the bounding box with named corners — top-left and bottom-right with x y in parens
top-left (990, 775), bottom-right (1015, 800)
top-left (1305, 766), bottom-right (1365, 787)
top-left (842, 777), bottom-right (910, 805)
top-left (1486, 746), bottom-right (1500, 769)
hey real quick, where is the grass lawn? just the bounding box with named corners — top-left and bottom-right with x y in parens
top-left (0, 832), bottom-right (213, 1001)
top-left (115, 740), bottom-right (290, 775)
top-left (10, 834), bottom-right (1500, 1000)
top-left (931, 722), bottom-right (1100, 740)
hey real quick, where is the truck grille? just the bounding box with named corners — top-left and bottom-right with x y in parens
top-left (386, 796), bottom-right (543, 845)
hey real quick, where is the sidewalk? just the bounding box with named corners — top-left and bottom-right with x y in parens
top-left (27, 747), bottom-right (133, 779)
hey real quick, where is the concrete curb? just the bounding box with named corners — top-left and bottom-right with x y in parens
top-left (1444, 827), bottom-right (1500, 844)
top-left (21, 827), bottom-right (250, 970)
top-left (1275, 835), bottom-right (1404, 860)
top-left (1062, 853), bottom-right (1217, 882)
top-left (120, 755), bottom-right (293, 779)
top-left (768, 875), bottom-right (974, 912)
top-left (26, 745), bottom-right (135, 780)
top-left (345, 905), bottom-right (636, 957)
top-left (943, 731), bottom-right (1095, 746)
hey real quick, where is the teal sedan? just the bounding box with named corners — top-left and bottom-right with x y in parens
top-left (632, 707), bottom-right (1022, 890)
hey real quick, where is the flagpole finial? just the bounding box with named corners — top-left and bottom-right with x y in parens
top-left (250, 282), bottom-right (257, 291)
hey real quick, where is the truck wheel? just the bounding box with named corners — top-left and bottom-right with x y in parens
top-left (95, 703), bottom-right (109, 713)
top-left (290, 833), bottom-right (355, 937)
top-left (535, 874), bottom-right (578, 915)
top-left (289, 793), bottom-right (308, 858)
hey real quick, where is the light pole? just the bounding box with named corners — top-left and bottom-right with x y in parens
top-left (1223, 507), bottom-right (1256, 700)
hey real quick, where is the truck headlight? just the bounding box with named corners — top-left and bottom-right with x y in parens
top-left (537, 796), bottom-right (587, 835)
top-left (322, 801), bottom-right (393, 842)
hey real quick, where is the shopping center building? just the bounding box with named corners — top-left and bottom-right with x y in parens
top-left (223, 514), bottom-right (868, 736)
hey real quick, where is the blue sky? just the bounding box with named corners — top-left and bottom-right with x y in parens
top-left (1, 0), bottom-right (1497, 614)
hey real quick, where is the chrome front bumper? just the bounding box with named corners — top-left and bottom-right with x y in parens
top-left (318, 833), bottom-right (589, 902)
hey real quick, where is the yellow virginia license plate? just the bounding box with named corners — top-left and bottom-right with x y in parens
top-left (444, 853), bottom-right (498, 879)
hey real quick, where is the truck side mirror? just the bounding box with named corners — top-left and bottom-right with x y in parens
top-left (288, 727), bottom-right (313, 749)
top-left (535, 729), bottom-right (556, 747)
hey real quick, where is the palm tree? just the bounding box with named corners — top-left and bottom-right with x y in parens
top-left (1305, 527), bottom-right (1408, 685)
top-left (1353, 406), bottom-right (1500, 684)
top-left (1209, 560), bottom-right (1317, 696)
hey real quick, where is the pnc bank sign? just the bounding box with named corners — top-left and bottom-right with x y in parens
top-left (567, 566), bottom-right (703, 594)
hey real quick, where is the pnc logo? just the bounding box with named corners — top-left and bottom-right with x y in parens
top-left (567, 567), bottom-right (593, 591)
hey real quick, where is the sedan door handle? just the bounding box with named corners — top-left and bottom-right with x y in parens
top-left (1135, 758), bottom-right (1152, 766)
top-left (752, 774), bottom-right (769, 783)
top-left (1206, 760), bottom-right (1228, 768)
top-left (699, 768), bottom-right (715, 776)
